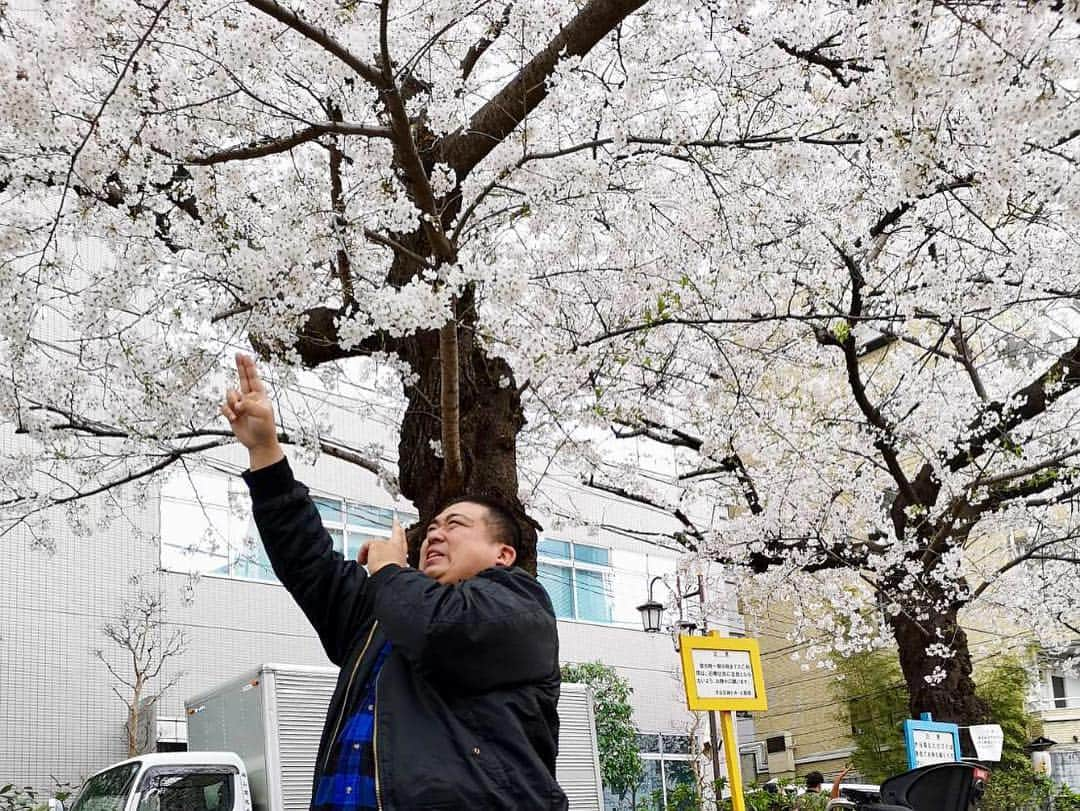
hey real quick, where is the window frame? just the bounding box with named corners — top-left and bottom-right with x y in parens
top-left (159, 471), bottom-right (416, 586)
top-left (536, 539), bottom-right (614, 624)
top-left (629, 731), bottom-right (698, 811)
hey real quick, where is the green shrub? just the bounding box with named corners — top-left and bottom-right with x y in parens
top-left (980, 771), bottom-right (1080, 811)
top-left (562, 662), bottom-right (644, 806)
top-left (0, 784), bottom-right (42, 811)
top-left (0, 779), bottom-right (79, 811)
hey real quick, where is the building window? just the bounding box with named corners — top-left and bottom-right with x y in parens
top-left (537, 539), bottom-right (614, 623)
top-left (314, 497), bottom-right (417, 560)
top-left (160, 470), bottom-right (277, 583)
top-left (1052, 675), bottom-right (1068, 709)
top-left (159, 470), bottom-right (415, 585)
top-left (605, 733), bottom-right (697, 810)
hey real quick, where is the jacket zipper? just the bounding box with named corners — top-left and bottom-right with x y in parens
top-left (374, 671), bottom-right (383, 810)
top-left (322, 621), bottom-right (379, 775)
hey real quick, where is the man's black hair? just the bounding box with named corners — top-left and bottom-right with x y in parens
top-left (434, 493), bottom-right (523, 556)
top-left (805, 771), bottom-right (825, 789)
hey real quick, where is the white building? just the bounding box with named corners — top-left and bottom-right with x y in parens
top-left (1, 422), bottom-right (752, 810)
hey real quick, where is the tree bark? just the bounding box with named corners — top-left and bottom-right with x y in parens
top-left (888, 595), bottom-right (989, 725)
top-left (396, 298), bottom-right (538, 574)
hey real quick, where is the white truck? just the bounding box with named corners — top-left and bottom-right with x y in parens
top-left (65, 663), bottom-right (604, 811)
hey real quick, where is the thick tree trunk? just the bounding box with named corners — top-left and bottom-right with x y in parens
top-left (283, 238), bottom-right (539, 573)
top-left (890, 605), bottom-right (989, 725)
top-left (396, 314), bottom-right (538, 574)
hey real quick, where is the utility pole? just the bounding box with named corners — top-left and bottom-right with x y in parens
top-left (697, 574), bottom-right (724, 810)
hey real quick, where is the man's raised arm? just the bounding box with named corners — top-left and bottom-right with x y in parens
top-left (222, 354), bottom-right (370, 664)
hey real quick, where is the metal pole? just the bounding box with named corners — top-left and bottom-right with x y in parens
top-left (719, 710), bottom-right (747, 811)
top-left (697, 575), bottom-right (723, 810)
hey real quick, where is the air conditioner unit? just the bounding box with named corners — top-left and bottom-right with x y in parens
top-left (766, 732), bottom-right (796, 774)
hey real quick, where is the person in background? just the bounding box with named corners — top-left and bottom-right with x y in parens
top-left (797, 771), bottom-right (829, 810)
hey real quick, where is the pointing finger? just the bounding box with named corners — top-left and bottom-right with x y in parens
top-left (237, 353), bottom-right (266, 396)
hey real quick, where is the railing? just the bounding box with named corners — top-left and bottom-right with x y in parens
top-left (1034, 695), bottom-right (1080, 712)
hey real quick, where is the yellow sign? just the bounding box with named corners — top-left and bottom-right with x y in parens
top-left (679, 633), bottom-right (767, 811)
top-left (679, 633), bottom-right (767, 712)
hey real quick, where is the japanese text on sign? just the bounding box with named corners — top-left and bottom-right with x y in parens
top-left (690, 648), bottom-right (756, 700)
top-left (679, 634), bottom-right (767, 712)
top-left (911, 730), bottom-right (959, 767)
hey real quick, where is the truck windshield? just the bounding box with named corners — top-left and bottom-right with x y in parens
top-left (135, 768), bottom-right (235, 811)
top-left (69, 762), bottom-right (140, 811)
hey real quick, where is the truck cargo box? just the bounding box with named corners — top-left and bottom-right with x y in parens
top-left (186, 663), bottom-right (603, 811)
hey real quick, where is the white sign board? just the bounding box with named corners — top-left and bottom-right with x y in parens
top-left (968, 725), bottom-right (1004, 762)
top-left (689, 648), bottom-right (757, 700)
top-left (911, 729), bottom-right (960, 767)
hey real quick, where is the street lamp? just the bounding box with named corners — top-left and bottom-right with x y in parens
top-left (636, 587), bottom-right (664, 633)
top-left (637, 574), bottom-right (723, 810)
top-left (636, 577), bottom-right (701, 649)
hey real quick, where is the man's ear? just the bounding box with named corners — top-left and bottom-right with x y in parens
top-left (494, 544), bottom-right (517, 568)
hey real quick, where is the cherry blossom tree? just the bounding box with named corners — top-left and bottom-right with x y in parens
top-left (1, 0), bottom-right (1078, 720)
top-left (518, 0), bottom-right (1080, 717)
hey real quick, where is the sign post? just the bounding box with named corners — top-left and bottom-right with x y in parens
top-left (679, 633), bottom-right (767, 811)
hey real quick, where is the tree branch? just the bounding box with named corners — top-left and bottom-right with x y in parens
top-left (37, 0), bottom-right (172, 263)
top-left (21, 402), bottom-right (396, 483)
top-left (245, 0), bottom-right (384, 87)
top-left (823, 243), bottom-right (920, 513)
top-left (949, 322), bottom-right (990, 401)
top-left (773, 33), bottom-right (872, 88)
top-left (439, 317), bottom-right (464, 492)
top-left (612, 418), bottom-right (764, 514)
top-left (363, 229), bottom-right (435, 269)
top-left (250, 305), bottom-right (400, 366)
top-left (376, 0), bottom-right (456, 263)
top-left (869, 175), bottom-right (976, 238)
top-left (583, 474), bottom-right (701, 551)
top-left (461, 4), bottom-right (513, 81)
top-left (971, 535), bottom-right (1079, 600)
top-left (328, 107), bottom-right (355, 304)
top-left (185, 122), bottom-right (392, 166)
top-left (945, 338), bottom-right (1080, 473)
top-left (520, 131), bottom-right (862, 164)
top-left (970, 448), bottom-right (1080, 490)
top-left (1, 440), bottom-right (228, 518)
top-left (439, 0), bottom-right (649, 178)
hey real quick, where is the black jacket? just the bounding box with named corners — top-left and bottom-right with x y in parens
top-left (243, 459), bottom-right (568, 811)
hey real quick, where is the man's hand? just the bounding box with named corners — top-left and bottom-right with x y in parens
top-left (359, 515), bottom-right (408, 575)
top-left (221, 353), bottom-right (284, 470)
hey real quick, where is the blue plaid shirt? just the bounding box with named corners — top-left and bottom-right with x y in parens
top-left (313, 642), bottom-right (393, 810)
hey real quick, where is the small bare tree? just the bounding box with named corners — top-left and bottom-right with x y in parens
top-left (94, 591), bottom-right (187, 757)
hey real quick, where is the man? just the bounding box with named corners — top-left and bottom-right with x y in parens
top-left (221, 354), bottom-right (567, 811)
top-left (797, 771), bottom-right (829, 810)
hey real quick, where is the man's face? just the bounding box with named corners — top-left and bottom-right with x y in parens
top-left (419, 501), bottom-right (517, 584)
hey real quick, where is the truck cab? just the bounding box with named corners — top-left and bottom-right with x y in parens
top-left (67, 752), bottom-right (251, 811)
